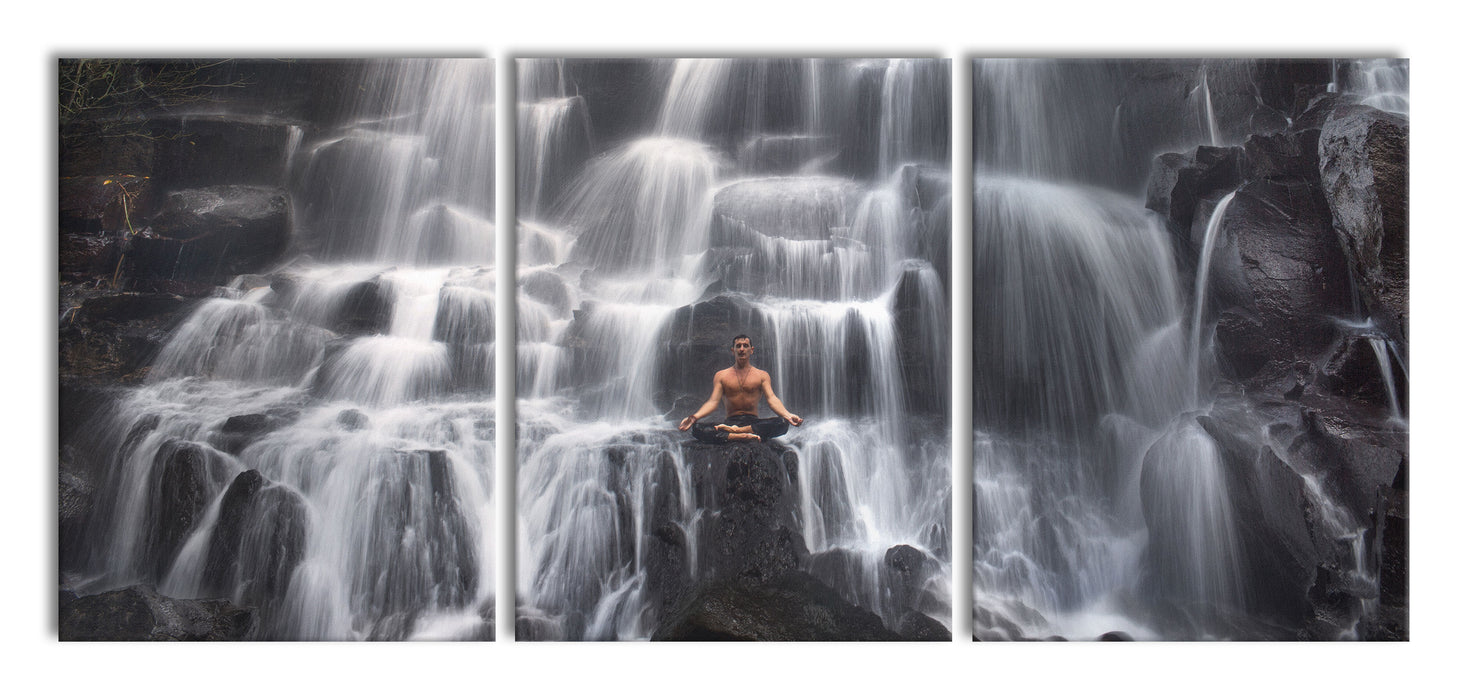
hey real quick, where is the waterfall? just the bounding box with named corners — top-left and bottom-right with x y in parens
top-left (73, 59), bottom-right (498, 640)
top-left (517, 58), bottom-right (951, 639)
top-left (972, 59), bottom-right (1253, 639)
top-left (1191, 190), bottom-right (1237, 393)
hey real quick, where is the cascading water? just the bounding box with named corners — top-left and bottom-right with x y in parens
top-left (968, 58), bottom-right (1403, 639)
top-left (70, 59), bottom-right (497, 640)
top-left (516, 58), bottom-right (951, 640)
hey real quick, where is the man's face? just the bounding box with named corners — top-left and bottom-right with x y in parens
top-left (732, 338), bottom-right (753, 361)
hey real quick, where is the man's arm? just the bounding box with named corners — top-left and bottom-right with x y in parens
top-left (762, 373), bottom-right (803, 426)
top-left (679, 374), bottom-right (724, 431)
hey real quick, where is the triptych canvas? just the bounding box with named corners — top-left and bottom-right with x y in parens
top-left (57, 57), bottom-right (1408, 642)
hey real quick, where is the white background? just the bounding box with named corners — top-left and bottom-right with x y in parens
top-left (6, 2), bottom-right (1457, 697)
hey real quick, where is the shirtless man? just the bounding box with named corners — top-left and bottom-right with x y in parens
top-left (677, 334), bottom-right (803, 443)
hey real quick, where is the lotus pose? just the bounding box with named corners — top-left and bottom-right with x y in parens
top-left (677, 335), bottom-right (803, 443)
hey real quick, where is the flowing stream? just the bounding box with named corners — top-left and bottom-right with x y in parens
top-left (72, 59), bottom-right (497, 640)
top-left (516, 58), bottom-right (951, 640)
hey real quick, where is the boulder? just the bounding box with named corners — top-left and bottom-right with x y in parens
top-left (201, 470), bottom-right (308, 609)
top-left (144, 439), bottom-right (228, 579)
top-left (333, 278), bottom-right (394, 335)
top-left (651, 572), bottom-right (900, 641)
top-left (129, 186), bottom-right (291, 283)
top-left (710, 177), bottom-right (862, 245)
top-left (1205, 178), bottom-right (1354, 368)
top-left (1196, 412), bottom-right (1319, 628)
top-left (682, 441), bottom-right (806, 584)
top-left (60, 585), bottom-right (254, 641)
top-left (1318, 104), bottom-right (1409, 345)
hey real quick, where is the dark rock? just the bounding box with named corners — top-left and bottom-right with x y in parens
top-left (60, 120), bottom-right (158, 178)
top-left (1244, 129), bottom-right (1321, 182)
top-left (202, 470), bottom-right (309, 613)
top-left (60, 585), bottom-right (254, 641)
top-left (651, 572), bottom-right (900, 641)
top-left (520, 270), bottom-right (572, 318)
top-left (896, 611), bottom-right (951, 641)
top-left (1205, 178), bottom-right (1353, 367)
top-left (60, 232), bottom-right (126, 284)
top-left (129, 185), bottom-right (291, 283)
top-left (1145, 145), bottom-right (1244, 249)
top-left (60, 290), bottom-right (201, 386)
top-left (334, 278), bottom-right (394, 335)
top-left (59, 467), bottom-right (96, 571)
top-left (654, 294), bottom-right (768, 409)
top-left (145, 440), bottom-right (228, 579)
top-left (1318, 104), bottom-right (1409, 346)
top-left (211, 412), bottom-right (295, 454)
top-left (147, 115), bottom-right (304, 190)
top-left (1196, 413), bottom-right (1318, 627)
top-left (1099, 630), bottom-right (1134, 641)
top-left (683, 441), bottom-right (807, 584)
top-left (60, 175), bottom-right (159, 234)
top-left (1252, 59), bottom-right (1334, 117)
top-left (560, 59), bottom-right (665, 150)
top-left (891, 263), bottom-right (949, 416)
top-left (336, 408), bottom-right (369, 431)
top-left (1317, 333), bottom-right (1404, 413)
top-left (973, 604), bottom-right (1028, 641)
top-left (1373, 485), bottom-right (1408, 611)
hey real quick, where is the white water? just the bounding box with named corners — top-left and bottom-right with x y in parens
top-left (971, 59), bottom-right (1401, 640)
top-left (516, 58), bottom-right (951, 639)
top-left (75, 59), bottom-right (497, 640)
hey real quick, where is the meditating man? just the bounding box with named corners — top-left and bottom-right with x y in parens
top-left (677, 334), bottom-right (803, 443)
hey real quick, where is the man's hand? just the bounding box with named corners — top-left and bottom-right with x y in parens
top-left (678, 415), bottom-right (697, 431)
top-left (785, 414), bottom-right (803, 427)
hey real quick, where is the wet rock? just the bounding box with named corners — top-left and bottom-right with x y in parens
top-left (1145, 145), bottom-right (1244, 250)
top-left (891, 263), bottom-right (949, 416)
top-left (559, 59), bottom-right (665, 149)
top-left (1196, 413), bottom-right (1318, 627)
top-left (1244, 129), bottom-right (1322, 182)
top-left (651, 572), bottom-right (900, 641)
top-left (433, 285), bottom-right (495, 345)
top-left (336, 408), bottom-right (369, 431)
top-left (710, 177), bottom-right (862, 244)
top-left (59, 465), bottom-right (96, 571)
top-left (520, 269), bottom-right (572, 318)
top-left (684, 441), bottom-right (807, 584)
top-left (202, 470), bottom-right (308, 610)
top-left (654, 294), bottom-right (768, 408)
top-left (333, 278), bottom-right (394, 335)
top-left (146, 439), bottom-right (228, 579)
top-left (1205, 178), bottom-right (1354, 365)
top-left (1099, 630), bottom-right (1134, 641)
top-left (60, 585), bottom-right (254, 641)
top-left (129, 185), bottom-right (291, 283)
top-left (211, 411), bottom-right (297, 454)
top-left (1316, 333), bottom-right (1404, 412)
top-left (59, 290), bottom-right (201, 387)
top-left (1318, 104), bottom-right (1409, 346)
